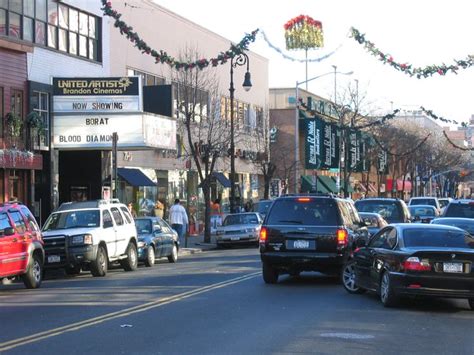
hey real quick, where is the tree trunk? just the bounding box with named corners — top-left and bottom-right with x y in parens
top-left (203, 185), bottom-right (212, 243)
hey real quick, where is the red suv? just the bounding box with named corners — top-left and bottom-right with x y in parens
top-left (0, 202), bottom-right (45, 289)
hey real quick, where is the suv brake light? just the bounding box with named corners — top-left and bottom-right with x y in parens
top-left (336, 229), bottom-right (348, 247)
top-left (259, 227), bottom-right (267, 243)
top-left (297, 197), bottom-right (311, 202)
top-left (402, 257), bottom-right (431, 271)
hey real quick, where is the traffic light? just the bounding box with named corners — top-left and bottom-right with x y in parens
top-left (459, 170), bottom-right (469, 178)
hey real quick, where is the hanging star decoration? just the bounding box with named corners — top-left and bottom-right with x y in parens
top-left (350, 27), bottom-right (474, 78)
top-left (285, 15), bottom-right (324, 50)
top-left (101, 1), bottom-right (258, 70)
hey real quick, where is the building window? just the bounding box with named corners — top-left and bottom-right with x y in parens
top-left (31, 91), bottom-right (49, 147)
top-left (10, 89), bottom-right (22, 118)
top-left (0, 0), bottom-right (101, 62)
top-left (127, 68), bottom-right (166, 87)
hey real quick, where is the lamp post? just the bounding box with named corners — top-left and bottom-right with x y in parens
top-left (229, 51), bottom-right (252, 213)
top-left (294, 69), bottom-right (353, 193)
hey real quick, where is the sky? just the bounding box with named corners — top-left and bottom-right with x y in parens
top-left (150, 0), bottom-right (474, 126)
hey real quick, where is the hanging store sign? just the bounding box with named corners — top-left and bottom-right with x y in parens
top-left (52, 77), bottom-right (142, 113)
top-left (301, 116), bottom-right (339, 170)
top-left (53, 113), bottom-right (176, 150)
top-left (377, 150), bottom-right (389, 174)
top-left (348, 129), bottom-right (362, 172)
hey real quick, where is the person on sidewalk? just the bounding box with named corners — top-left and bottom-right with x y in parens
top-left (169, 198), bottom-right (189, 244)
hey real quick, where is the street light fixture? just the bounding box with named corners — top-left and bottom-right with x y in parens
top-left (294, 69), bottom-right (353, 193)
top-left (229, 51), bottom-right (252, 213)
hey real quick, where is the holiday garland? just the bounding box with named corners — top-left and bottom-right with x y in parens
top-left (285, 15), bottom-right (324, 50)
top-left (101, 1), bottom-right (258, 70)
top-left (442, 131), bottom-right (474, 151)
top-left (350, 27), bottom-right (474, 78)
top-left (372, 133), bottom-right (431, 157)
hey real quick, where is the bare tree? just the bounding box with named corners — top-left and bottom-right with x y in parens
top-left (173, 48), bottom-right (230, 243)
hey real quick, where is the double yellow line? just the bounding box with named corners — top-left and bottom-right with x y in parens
top-left (0, 272), bottom-right (260, 352)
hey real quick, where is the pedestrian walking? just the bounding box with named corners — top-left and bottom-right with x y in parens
top-left (169, 198), bottom-right (189, 244)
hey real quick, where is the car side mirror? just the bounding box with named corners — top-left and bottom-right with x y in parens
top-left (4, 227), bottom-right (15, 236)
top-left (355, 238), bottom-right (367, 248)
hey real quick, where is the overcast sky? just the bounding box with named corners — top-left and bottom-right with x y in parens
top-left (147, 0), bottom-right (473, 126)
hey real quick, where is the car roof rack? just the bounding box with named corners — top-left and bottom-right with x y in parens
top-left (56, 199), bottom-right (122, 212)
top-left (280, 193), bottom-right (338, 198)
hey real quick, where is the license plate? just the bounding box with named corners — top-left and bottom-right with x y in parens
top-left (231, 237), bottom-right (240, 241)
top-left (48, 255), bottom-right (61, 263)
top-left (443, 262), bottom-right (463, 273)
top-left (286, 240), bottom-right (315, 250)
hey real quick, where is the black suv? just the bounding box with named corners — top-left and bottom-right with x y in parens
top-left (259, 194), bottom-right (368, 284)
top-left (443, 199), bottom-right (474, 218)
top-left (354, 198), bottom-right (411, 224)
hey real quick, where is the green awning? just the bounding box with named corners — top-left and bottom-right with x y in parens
top-left (301, 176), bottom-right (330, 193)
top-left (330, 177), bottom-right (354, 193)
top-left (318, 175), bottom-right (338, 193)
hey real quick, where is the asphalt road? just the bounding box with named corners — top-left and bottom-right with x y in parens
top-left (0, 247), bottom-right (473, 355)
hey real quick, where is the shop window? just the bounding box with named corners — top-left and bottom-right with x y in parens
top-left (0, 87), bottom-right (3, 138)
top-left (8, 11), bottom-right (20, 38)
top-left (23, 0), bottom-right (34, 17)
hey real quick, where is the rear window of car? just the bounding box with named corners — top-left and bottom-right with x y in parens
top-left (409, 206), bottom-right (436, 216)
top-left (223, 214), bottom-right (259, 226)
top-left (403, 228), bottom-right (473, 248)
top-left (253, 201), bottom-right (272, 215)
top-left (444, 203), bottom-right (474, 218)
top-left (431, 220), bottom-right (474, 235)
top-left (410, 199), bottom-right (437, 207)
top-left (355, 200), bottom-right (402, 223)
top-left (266, 198), bottom-right (339, 226)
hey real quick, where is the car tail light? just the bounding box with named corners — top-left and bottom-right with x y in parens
top-left (336, 229), bottom-right (348, 247)
top-left (297, 197), bottom-right (311, 202)
top-left (402, 257), bottom-right (431, 271)
top-left (259, 227), bottom-right (267, 243)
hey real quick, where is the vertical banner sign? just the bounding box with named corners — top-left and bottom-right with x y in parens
top-left (348, 129), bottom-right (362, 172)
top-left (302, 118), bottom-right (321, 169)
top-left (377, 150), bottom-right (388, 174)
top-left (360, 133), bottom-right (372, 172)
top-left (321, 121), bottom-right (339, 169)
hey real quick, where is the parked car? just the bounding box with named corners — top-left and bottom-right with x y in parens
top-left (408, 205), bottom-right (439, 223)
top-left (443, 199), bottom-right (474, 219)
top-left (431, 217), bottom-right (474, 235)
top-left (135, 217), bottom-right (179, 266)
top-left (0, 202), bottom-right (45, 289)
top-left (42, 199), bottom-right (138, 277)
top-left (252, 200), bottom-right (273, 219)
top-left (342, 224), bottom-right (474, 309)
top-left (354, 198), bottom-right (411, 223)
top-left (358, 212), bottom-right (388, 236)
top-left (408, 196), bottom-right (441, 212)
top-left (216, 212), bottom-right (263, 247)
top-left (259, 194), bottom-right (369, 284)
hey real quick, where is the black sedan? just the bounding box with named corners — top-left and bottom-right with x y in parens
top-left (358, 212), bottom-right (388, 237)
top-left (431, 217), bottom-right (474, 235)
top-left (342, 224), bottom-right (474, 309)
top-left (135, 217), bottom-right (179, 266)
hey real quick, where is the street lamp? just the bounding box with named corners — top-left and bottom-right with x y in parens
top-left (229, 51), bottom-right (252, 213)
top-left (294, 69), bottom-right (353, 193)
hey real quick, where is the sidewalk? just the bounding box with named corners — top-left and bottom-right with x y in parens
top-left (179, 233), bottom-right (217, 256)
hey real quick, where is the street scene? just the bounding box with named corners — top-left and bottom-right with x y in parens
top-left (1, 0), bottom-right (474, 354)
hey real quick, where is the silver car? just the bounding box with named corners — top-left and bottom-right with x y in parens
top-left (216, 212), bottom-right (263, 247)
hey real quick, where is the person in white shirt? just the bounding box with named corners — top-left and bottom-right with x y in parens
top-left (169, 198), bottom-right (189, 242)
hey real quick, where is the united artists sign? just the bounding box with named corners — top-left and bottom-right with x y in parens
top-left (53, 77), bottom-right (140, 96)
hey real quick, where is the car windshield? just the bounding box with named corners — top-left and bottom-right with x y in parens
top-left (410, 199), bottom-right (437, 207)
top-left (42, 210), bottom-right (100, 231)
top-left (444, 203), bottom-right (474, 218)
top-left (135, 219), bottom-right (152, 234)
top-left (355, 201), bottom-right (402, 223)
top-left (409, 206), bottom-right (435, 216)
top-left (403, 228), bottom-right (473, 248)
top-left (223, 214), bottom-right (259, 226)
top-left (254, 201), bottom-right (272, 215)
top-left (266, 199), bottom-right (339, 226)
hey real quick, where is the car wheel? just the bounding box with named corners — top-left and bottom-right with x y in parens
top-left (380, 271), bottom-right (399, 307)
top-left (168, 243), bottom-right (178, 263)
top-left (468, 299), bottom-right (474, 310)
top-left (91, 245), bottom-right (108, 277)
top-left (144, 245), bottom-right (155, 267)
top-left (65, 265), bottom-right (82, 276)
top-left (22, 253), bottom-right (43, 289)
top-left (342, 261), bottom-right (366, 294)
top-left (262, 261), bottom-right (278, 284)
top-left (122, 242), bottom-right (138, 271)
